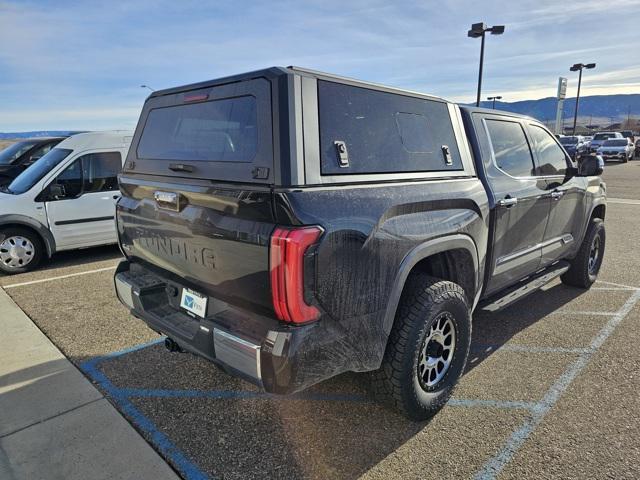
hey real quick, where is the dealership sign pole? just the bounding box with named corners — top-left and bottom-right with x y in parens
top-left (554, 77), bottom-right (567, 135)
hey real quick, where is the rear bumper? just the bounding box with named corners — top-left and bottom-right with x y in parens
top-left (113, 260), bottom-right (357, 394)
top-left (601, 153), bottom-right (626, 161)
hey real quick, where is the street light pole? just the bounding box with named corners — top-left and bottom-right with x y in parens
top-left (476, 33), bottom-right (485, 107)
top-left (487, 95), bottom-right (502, 109)
top-left (569, 62), bottom-right (596, 135)
top-left (572, 68), bottom-right (583, 136)
top-left (468, 23), bottom-right (505, 107)
top-left (140, 84), bottom-right (155, 92)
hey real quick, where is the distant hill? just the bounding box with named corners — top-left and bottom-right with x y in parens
top-left (476, 94), bottom-right (640, 127)
top-left (0, 131), bottom-right (85, 140)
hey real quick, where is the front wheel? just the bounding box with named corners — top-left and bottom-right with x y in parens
top-left (0, 228), bottom-right (44, 274)
top-left (371, 275), bottom-right (471, 421)
top-left (561, 218), bottom-right (605, 288)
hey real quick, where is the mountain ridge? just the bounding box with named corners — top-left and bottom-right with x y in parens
top-left (475, 93), bottom-right (640, 127)
top-left (1, 93), bottom-right (638, 138)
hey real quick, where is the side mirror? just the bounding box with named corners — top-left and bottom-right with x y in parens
top-left (578, 155), bottom-right (604, 177)
top-left (49, 183), bottom-right (66, 200)
top-left (565, 165), bottom-right (578, 179)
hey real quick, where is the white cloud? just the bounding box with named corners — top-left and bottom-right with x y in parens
top-left (0, 0), bottom-right (638, 130)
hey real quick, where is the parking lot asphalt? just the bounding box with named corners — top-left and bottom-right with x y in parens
top-left (3, 161), bottom-right (640, 479)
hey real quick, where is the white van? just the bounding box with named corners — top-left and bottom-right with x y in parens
top-left (0, 131), bottom-right (132, 274)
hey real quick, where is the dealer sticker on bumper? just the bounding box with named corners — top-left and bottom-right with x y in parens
top-left (180, 288), bottom-right (208, 318)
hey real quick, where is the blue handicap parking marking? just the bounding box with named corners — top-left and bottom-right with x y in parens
top-left (81, 284), bottom-right (636, 480)
top-left (80, 339), bottom-right (209, 480)
top-left (78, 338), bottom-right (550, 480)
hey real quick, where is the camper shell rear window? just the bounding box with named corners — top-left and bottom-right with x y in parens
top-left (131, 77), bottom-right (273, 183)
top-left (138, 96), bottom-right (258, 163)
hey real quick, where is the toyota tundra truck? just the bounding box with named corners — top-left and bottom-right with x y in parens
top-left (113, 67), bottom-right (606, 420)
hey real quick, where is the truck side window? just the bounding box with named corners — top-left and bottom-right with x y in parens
top-left (485, 119), bottom-right (535, 177)
top-left (529, 125), bottom-right (568, 176)
top-left (318, 80), bottom-right (463, 174)
top-left (81, 152), bottom-right (122, 192)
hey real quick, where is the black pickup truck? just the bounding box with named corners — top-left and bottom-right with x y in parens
top-left (114, 67), bottom-right (606, 420)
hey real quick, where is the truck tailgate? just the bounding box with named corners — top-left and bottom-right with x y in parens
top-left (117, 176), bottom-right (275, 312)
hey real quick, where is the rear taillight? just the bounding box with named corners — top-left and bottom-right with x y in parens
top-left (270, 226), bottom-right (323, 324)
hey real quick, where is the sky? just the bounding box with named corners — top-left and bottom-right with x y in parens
top-left (1, 0), bottom-right (639, 131)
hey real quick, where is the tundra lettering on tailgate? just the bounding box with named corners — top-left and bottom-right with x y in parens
top-left (135, 227), bottom-right (216, 270)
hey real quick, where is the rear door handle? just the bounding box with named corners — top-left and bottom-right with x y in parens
top-left (550, 191), bottom-right (564, 200)
top-left (498, 197), bottom-right (519, 208)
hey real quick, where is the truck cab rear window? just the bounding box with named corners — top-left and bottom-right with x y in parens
top-left (137, 96), bottom-right (257, 163)
top-left (318, 81), bottom-right (462, 174)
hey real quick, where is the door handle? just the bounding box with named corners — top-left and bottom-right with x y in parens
top-left (550, 191), bottom-right (564, 201)
top-left (498, 197), bottom-right (518, 208)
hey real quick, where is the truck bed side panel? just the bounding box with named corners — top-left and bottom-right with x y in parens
top-left (272, 178), bottom-right (489, 389)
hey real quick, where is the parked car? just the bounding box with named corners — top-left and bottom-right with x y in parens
top-left (589, 131), bottom-right (623, 152)
top-left (620, 130), bottom-right (634, 143)
top-left (0, 137), bottom-right (67, 186)
top-left (113, 67), bottom-right (606, 421)
top-left (597, 138), bottom-right (634, 162)
top-left (0, 131), bottom-right (132, 273)
top-left (636, 139), bottom-right (640, 158)
top-left (559, 135), bottom-right (588, 158)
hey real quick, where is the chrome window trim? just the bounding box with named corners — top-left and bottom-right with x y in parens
top-left (497, 234), bottom-right (574, 267)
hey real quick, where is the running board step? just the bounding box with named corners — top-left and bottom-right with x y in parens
top-left (479, 261), bottom-right (570, 312)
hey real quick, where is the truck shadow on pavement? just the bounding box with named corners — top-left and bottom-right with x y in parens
top-left (72, 282), bottom-right (589, 480)
top-left (467, 283), bottom-right (587, 372)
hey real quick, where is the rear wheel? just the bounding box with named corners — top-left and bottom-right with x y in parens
top-left (371, 275), bottom-right (471, 421)
top-left (561, 218), bottom-right (605, 288)
top-left (0, 228), bottom-right (44, 274)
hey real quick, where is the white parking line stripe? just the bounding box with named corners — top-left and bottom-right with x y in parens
top-left (473, 344), bottom-right (589, 355)
top-left (592, 287), bottom-right (633, 291)
top-left (474, 288), bottom-right (640, 479)
top-left (607, 197), bottom-right (640, 205)
top-left (553, 310), bottom-right (617, 316)
top-left (596, 280), bottom-right (640, 290)
top-left (448, 398), bottom-right (538, 411)
top-left (2, 266), bottom-right (117, 289)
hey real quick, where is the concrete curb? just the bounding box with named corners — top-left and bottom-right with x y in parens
top-left (0, 288), bottom-right (180, 480)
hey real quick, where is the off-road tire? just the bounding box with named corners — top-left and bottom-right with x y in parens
top-left (371, 275), bottom-right (471, 421)
top-left (0, 227), bottom-right (44, 274)
top-left (561, 218), bottom-right (605, 288)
